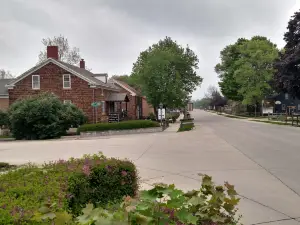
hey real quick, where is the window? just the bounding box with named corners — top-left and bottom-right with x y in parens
top-left (298, 104), bottom-right (300, 111)
top-left (64, 100), bottom-right (72, 104)
top-left (285, 93), bottom-right (289, 100)
top-left (63, 74), bottom-right (71, 88)
top-left (282, 104), bottom-right (286, 111)
top-left (32, 75), bottom-right (40, 89)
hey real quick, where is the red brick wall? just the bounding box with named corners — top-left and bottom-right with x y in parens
top-left (142, 97), bottom-right (154, 117)
top-left (0, 98), bottom-right (9, 111)
top-left (8, 62), bottom-right (110, 122)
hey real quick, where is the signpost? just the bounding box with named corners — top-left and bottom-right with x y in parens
top-left (158, 103), bottom-right (165, 127)
top-left (91, 102), bottom-right (101, 123)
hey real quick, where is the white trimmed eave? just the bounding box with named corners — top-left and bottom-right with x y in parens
top-left (5, 58), bottom-right (109, 89)
top-left (0, 95), bottom-right (8, 99)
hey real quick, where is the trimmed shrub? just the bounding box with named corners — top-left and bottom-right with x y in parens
top-left (77, 120), bottom-right (160, 133)
top-left (0, 153), bottom-right (138, 224)
top-left (8, 93), bottom-right (86, 140)
top-left (67, 158), bottom-right (138, 216)
top-left (178, 123), bottom-right (194, 132)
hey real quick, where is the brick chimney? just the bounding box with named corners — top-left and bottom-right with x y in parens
top-left (80, 59), bottom-right (85, 69)
top-left (47, 46), bottom-right (59, 60)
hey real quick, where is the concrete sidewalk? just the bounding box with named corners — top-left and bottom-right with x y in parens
top-left (164, 113), bottom-right (184, 132)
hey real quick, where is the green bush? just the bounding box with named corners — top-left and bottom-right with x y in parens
top-left (67, 158), bottom-right (138, 216)
top-left (178, 123), bottom-right (194, 132)
top-left (8, 93), bottom-right (86, 140)
top-left (77, 120), bottom-right (160, 133)
top-left (76, 175), bottom-right (241, 225)
top-left (0, 153), bottom-right (137, 224)
top-left (0, 110), bottom-right (9, 127)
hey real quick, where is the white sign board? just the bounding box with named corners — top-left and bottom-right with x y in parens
top-left (157, 108), bottom-right (166, 120)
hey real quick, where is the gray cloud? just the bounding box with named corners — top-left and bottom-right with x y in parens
top-left (0, 0), bottom-right (299, 99)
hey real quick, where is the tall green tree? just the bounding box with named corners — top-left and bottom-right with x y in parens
top-left (215, 38), bottom-right (248, 102)
top-left (131, 37), bottom-right (203, 112)
top-left (234, 36), bottom-right (279, 111)
top-left (274, 10), bottom-right (300, 98)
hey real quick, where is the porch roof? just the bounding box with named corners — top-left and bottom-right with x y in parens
top-left (106, 93), bottom-right (129, 102)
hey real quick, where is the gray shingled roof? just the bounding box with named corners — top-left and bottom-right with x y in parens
top-left (0, 79), bottom-right (13, 96)
top-left (106, 93), bottom-right (129, 102)
top-left (58, 62), bottom-right (117, 89)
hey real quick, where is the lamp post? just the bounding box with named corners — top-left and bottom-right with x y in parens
top-left (159, 103), bottom-right (163, 127)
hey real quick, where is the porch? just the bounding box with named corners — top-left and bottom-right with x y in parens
top-left (105, 93), bottom-right (130, 122)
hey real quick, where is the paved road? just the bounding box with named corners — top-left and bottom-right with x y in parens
top-left (1, 110), bottom-right (300, 224)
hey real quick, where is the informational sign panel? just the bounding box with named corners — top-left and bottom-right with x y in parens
top-left (91, 102), bottom-right (101, 107)
top-left (157, 108), bottom-right (166, 120)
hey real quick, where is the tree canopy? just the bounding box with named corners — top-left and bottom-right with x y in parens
top-left (274, 10), bottom-right (300, 98)
top-left (215, 38), bottom-right (247, 102)
top-left (234, 36), bottom-right (279, 106)
top-left (131, 37), bottom-right (203, 110)
top-left (38, 35), bottom-right (81, 66)
top-left (216, 36), bottom-right (278, 106)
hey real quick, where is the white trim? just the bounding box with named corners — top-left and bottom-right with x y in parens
top-left (5, 58), bottom-right (118, 91)
top-left (111, 79), bottom-right (136, 96)
top-left (64, 100), bottom-right (72, 104)
top-left (32, 75), bottom-right (40, 90)
top-left (0, 96), bottom-right (8, 99)
top-left (63, 74), bottom-right (71, 89)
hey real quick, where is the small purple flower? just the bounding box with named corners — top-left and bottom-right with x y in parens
top-left (121, 170), bottom-right (127, 177)
top-left (82, 165), bottom-right (91, 176)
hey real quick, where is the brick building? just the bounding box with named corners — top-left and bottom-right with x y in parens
top-left (109, 79), bottom-right (154, 119)
top-left (6, 46), bottom-right (131, 123)
top-left (5, 46), bottom-right (154, 122)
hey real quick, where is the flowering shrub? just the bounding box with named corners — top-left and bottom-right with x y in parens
top-left (76, 175), bottom-right (241, 225)
top-left (67, 157), bottom-right (138, 216)
top-left (0, 152), bottom-right (138, 224)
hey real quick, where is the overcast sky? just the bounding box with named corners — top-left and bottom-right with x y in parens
top-left (1, 0), bottom-right (300, 99)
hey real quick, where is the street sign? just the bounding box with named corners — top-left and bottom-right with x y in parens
top-left (158, 108), bottom-right (166, 120)
top-left (91, 102), bottom-right (101, 107)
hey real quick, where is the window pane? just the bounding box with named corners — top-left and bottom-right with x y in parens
top-left (64, 75), bottom-right (70, 81)
top-left (63, 75), bottom-right (71, 88)
top-left (32, 75), bottom-right (40, 89)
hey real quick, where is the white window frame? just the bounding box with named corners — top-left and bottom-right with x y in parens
top-left (64, 100), bottom-right (72, 104)
top-left (63, 74), bottom-right (71, 89)
top-left (32, 75), bottom-right (40, 90)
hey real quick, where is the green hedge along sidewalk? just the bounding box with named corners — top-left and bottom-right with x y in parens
top-left (77, 120), bottom-right (160, 134)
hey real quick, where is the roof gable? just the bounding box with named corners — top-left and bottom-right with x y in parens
top-left (7, 59), bottom-right (118, 91)
top-left (109, 79), bottom-right (140, 96)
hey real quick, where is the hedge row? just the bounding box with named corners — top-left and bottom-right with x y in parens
top-left (77, 120), bottom-right (160, 133)
top-left (0, 153), bottom-right (138, 224)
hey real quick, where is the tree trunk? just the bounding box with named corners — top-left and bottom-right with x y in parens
top-left (154, 106), bottom-right (158, 120)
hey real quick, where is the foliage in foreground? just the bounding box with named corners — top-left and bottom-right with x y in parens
top-left (77, 120), bottom-right (160, 133)
top-left (0, 153), bottom-right (138, 224)
top-left (77, 175), bottom-right (241, 225)
top-left (67, 157), bottom-right (138, 216)
top-left (8, 93), bottom-right (87, 140)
